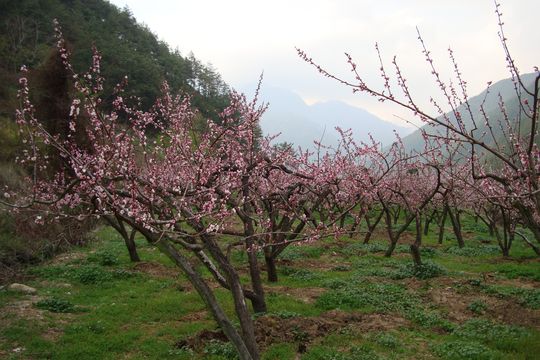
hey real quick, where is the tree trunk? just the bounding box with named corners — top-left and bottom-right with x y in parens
top-left (385, 238), bottom-right (397, 257)
top-left (349, 216), bottom-right (360, 238)
top-left (103, 214), bottom-right (140, 262)
top-left (424, 210), bottom-right (435, 236)
top-left (124, 228), bottom-right (140, 262)
top-left (264, 254), bottom-right (278, 282)
top-left (410, 213), bottom-right (422, 266)
top-left (156, 240), bottom-right (257, 360)
top-left (363, 210), bottom-right (383, 244)
top-left (447, 206), bottom-right (464, 248)
top-left (438, 205), bottom-right (448, 244)
top-left (515, 230), bottom-right (540, 256)
top-left (392, 206), bottom-right (401, 225)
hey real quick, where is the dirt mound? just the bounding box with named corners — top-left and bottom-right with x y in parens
top-left (175, 310), bottom-right (410, 353)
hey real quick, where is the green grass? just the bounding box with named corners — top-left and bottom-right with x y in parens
top-left (1, 218), bottom-right (540, 359)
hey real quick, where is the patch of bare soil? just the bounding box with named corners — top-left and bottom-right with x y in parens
top-left (132, 261), bottom-right (180, 279)
top-left (3, 295), bottom-right (45, 321)
top-left (428, 283), bottom-right (540, 328)
top-left (265, 286), bottom-right (326, 304)
top-left (255, 310), bottom-right (409, 351)
top-left (491, 276), bottom-right (540, 289)
top-left (175, 310), bottom-right (410, 353)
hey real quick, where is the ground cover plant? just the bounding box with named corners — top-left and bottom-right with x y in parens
top-left (1, 221), bottom-right (540, 359)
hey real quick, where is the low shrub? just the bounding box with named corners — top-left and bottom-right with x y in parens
top-left (280, 267), bottom-right (320, 281)
top-left (432, 340), bottom-right (497, 360)
top-left (203, 339), bottom-right (238, 359)
top-left (87, 250), bottom-right (119, 266)
top-left (467, 300), bottom-right (487, 315)
top-left (70, 265), bottom-right (112, 284)
top-left (316, 282), bottom-right (416, 313)
top-left (35, 297), bottom-right (76, 313)
top-left (445, 246), bottom-right (500, 257)
top-left (393, 261), bottom-right (446, 280)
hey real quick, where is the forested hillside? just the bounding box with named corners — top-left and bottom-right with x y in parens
top-left (401, 73), bottom-right (537, 155)
top-left (0, 0), bottom-right (231, 269)
top-left (0, 0), bottom-right (229, 125)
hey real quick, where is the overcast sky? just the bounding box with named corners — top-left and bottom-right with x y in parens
top-left (107, 0), bottom-right (538, 127)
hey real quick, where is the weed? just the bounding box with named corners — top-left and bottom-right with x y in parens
top-left (341, 242), bottom-right (387, 256)
top-left (262, 343), bottom-right (295, 360)
top-left (111, 268), bottom-right (136, 279)
top-left (453, 318), bottom-right (530, 344)
top-left (432, 340), bottom-right (497, 359)
top-left (482, 285), bottom-right (540, 309)
top-left (497, 264), bottom-right (540, 281)
top-left (316, 282), bottom-right (416, 313)
top-left (271, 310), bottom-right (301, 319)
top-left (280, 267), bottom-right (320, 281)
top-left (203, 339), bottom-right (238, 359)
top-left (291, 325), bottom-right (309, 342)
top-left (372, 332), bottom-right (400, 349)
top-left (303, 346), bottom-right (351, 360)
top-left (281, 246), bottom-right (323, 260)
top-left (331, 264), bottom-right (351, 272)
top-left (169, 346), bottom-right (194, 357)
top-left (393, 261), bottom-right (446, 280)
top-left (445, 246), bottom-right (500, 257)
top-left (404, 308), bottom-right (455, 331)
top-left (87, 250), bottom-right (119, 266)
top-left (467, 300), bottom-right (487, 315)
top-left (70, 265), bottom-right (113, 284)
top-left (35, 297), bottom-right (75, 313)
top-left (349, 344), bottom-right (382, 360)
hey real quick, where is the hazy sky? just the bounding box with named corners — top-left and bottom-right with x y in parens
top-left (108, 0), bottom-right (538, 127)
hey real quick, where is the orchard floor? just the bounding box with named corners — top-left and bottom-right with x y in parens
top-left (1, 222), bottom-right (540, 359)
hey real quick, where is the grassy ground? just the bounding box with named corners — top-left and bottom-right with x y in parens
top-left (1, 219), bottom-right (539, 359)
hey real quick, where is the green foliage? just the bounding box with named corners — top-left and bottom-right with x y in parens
top-left (342, 242), bottom-right (387, 256)
top-left (71, 265), bottom-right (113, 285)
top-left (87, 250), bottom-right (119, 266)
top-left (0, 0), bottom-right (230, 124)
top-left (279, 267), bottom-right (320, 281)
top-left (280, 245), bottom-right (324, 260)
top-left (372, 332), bottom-right (400, 349)
top-left (262, 343), bottom-right (295, 360)
top-left (270, 310), bottom-right (302, 319)
top-left (482, 285), bottom-right (540, 309)
top-left (467, 300), bottom-right (487, 315)
top-left (35, 297), bottom-right (76, 313)
top-left (302, 346), bottom-right (351, 360)
top-left (432, 340), bottom-right (498, 360)
top-left (393, 261), bottom-right (446, 280)
top-left (331, 264), bottom-right (351, 272)
top-left (316, 282), bottom-right (416, 312)
top-left (497, 264), bottom-right (540, 281)
top-left (404, 308), bottom-right (455, 331)
top-left (445, 246), bottom-right (500, 257)
top-left (203, 340), bottom-right (238, 359)
top-left (453, 319), bottom-right (530, 344)
top-left (349, 344), bottom-right (383, 360)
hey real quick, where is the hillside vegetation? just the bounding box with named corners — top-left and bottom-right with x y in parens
top-left (0, 0), bottom-right (229, 122)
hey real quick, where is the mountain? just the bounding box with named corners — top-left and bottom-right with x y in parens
top-left (401, 73), bottom-right (538, 153)
top-left (0, 0), bottom-right (229, 122)
top-left (249, 86), bottom-right (412, 151)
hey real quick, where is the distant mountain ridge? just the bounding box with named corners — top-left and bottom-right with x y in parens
top-left (244, 86), bottom-right (412, 151)
top-left (401, 72), bottom-right (538, 153)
